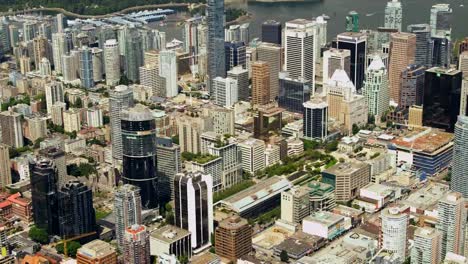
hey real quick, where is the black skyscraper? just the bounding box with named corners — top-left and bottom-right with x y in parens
top-left (58, 181), bottom-right (96, 238)
top-left (336, 32), bottom-right (367, 90)
top-left (122, 105), bottom-right (158, 209)
top-left (225, 41), bottom-right (246, 72)
top-left (423, 67), bottom-right (462, 132)
top-left (262, 20), bottom-right (282, 45)
top-left (278, 74), bottom-right (312, 114)
top-left (30, 159), bottom-right (59, 236)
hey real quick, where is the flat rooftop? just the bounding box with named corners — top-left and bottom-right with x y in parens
top-left (253, 225), bottom-right (294, 250)
top-left (150, 225), bottom-right (191, 243)
top-left (392, 128), bottom-right (453, 154)
top-left (304, 211), bottom-right (344, 227)
top-left (402, 182), bottom-right (449, 211)
top-left (323, 162), bottom-right (368, 176)
top-left (78, 240), bottom-right (115, 258)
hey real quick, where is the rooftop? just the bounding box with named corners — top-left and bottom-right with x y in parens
top-left (304, 211), bottom-right (344, 227)
top-left (78, 240), bottom-right (116, 258)
top-left (151, 225), bottom-right (191, 243)
top-left (323, 162), bottom-right (368, 176)
top-left (402, 182), bottom-right (449, 210)
top-left (218, 216), bottom-right (249, 230)
top-left (391, 128), bottom-right (453, 154)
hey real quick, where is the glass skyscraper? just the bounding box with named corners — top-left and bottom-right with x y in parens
top-left (206, 0), bottom-right (226, 94)
top-left (279, 73), bottom-right (312, 114)
top-left (451, 116), bottom-right (468, 198)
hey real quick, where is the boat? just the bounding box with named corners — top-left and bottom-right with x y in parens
top-left (366, 12), bottom-right (376, 17)
top-left (461, 4), bottom-right (464, 7)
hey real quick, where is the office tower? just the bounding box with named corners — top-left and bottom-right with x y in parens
top-left (110, 85), bottom-right (134, 162)
top-left (362, 55), bottom-right (389, 117)
top-left (279, 72), bottom-right (312, 113)
top-left (91, 48), bottom-right (104, 82)
top-left (437, 192), bottom-right (466, 258)
top-left (104, 39), bottom-right (120, 86)
top-left (227, 66), bottom-right (249, 101)
top-left (253, 106), bottom-right (283, 138)
top-left (224, 41), bottom-right (246, 72)
top-left (423, 67), bottom-right (462, 131)
top-left (251, 61), bottom-right (270, 106)
top-left (114, 184), bottom-right (142, 249)
top-left (174, 172), bottom-right (213, 251)
top-left (32, 36), bottom-right (51, 68)
top-left (215, 216), bottom-right (252, 261)
top-left (79, 46), bottom-right (94, 89)
top-left (123, 225), bottom-right (150, 264)
top-left (213, 77), bottom-right (238, 107)
top-left (0, 110), bottom-right (23, 148)
top-left (408, 24), bottom-right (433, 67)
top-left (257, 42), bottom-right (282, 100)
top-left (29, 159), bottom-right (59, 235)
top-left (77, 240), bottom-right (118, 264)
top-left (156, 138), bottom-right (182, 203)
top-left (121, 105), bottom-right (158, 209)
top-left (62, 54), bottom-right (78, 81)
top-left (345, 11), bottom-right (359, 33)
top-left (159, 50), bottom-right (178, 98)
top-left (408, 105), bottom-right (423, 128)
top-left (206, 0), bottom-right (226, 92)
top-left (388, 32), bottom-right (416, 103)
top-left (39, 147), bottom-right (66, 187)
top-left (139, 64), bottom-right (160, 95)
top-left (336, 32), bottom-right (367, 90)
top-left (51, 102), bottom-right (66, 126)
top-left (63, 108), bottom-right (81, 133)
top-left (432, 36), bottom-right (451, 67)
top-left (400, 65), bottom-right (425, 109)
top-left (58, 181), bottom-right (96, 238)
top-left (325, 70), bottom-right (368, 134)
top-left (384, 0), bottom-right (403, 31)
top-left (144, 50), bottom-right (160, 68)
top-left (125, 29), bottom-right (144, 82)
top-left (238, 138), bottom-right (266, 174)
top-left (0, 144), bottom-right (11, 189)
top-left (321, 162), bottom-right (370, 202)
top-left (39, 57), bottom-right (52, 76)
top-left (45, 81), bottom-right (64, 114)
top-left (411, 227), bottom-right (442, 264)
top-left (303, 98), bottom-right (328, 141)
top-left (430, 4), bottom-right (452, 39)
top-left (452, 116), bottom-right (468, 197)
top-left (381, 207), bottom-right (408, 260)
top-left (285, 19), bottom-right (316, 90)
top-left (323, 48), bottom-right (351, 84)
top-left (262, 20), bottom-right (281, 45)
top-left (459, 52), bottom-right (468, 78)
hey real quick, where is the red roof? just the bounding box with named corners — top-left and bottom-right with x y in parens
top-left (8, 193), bottom-right (30, 207)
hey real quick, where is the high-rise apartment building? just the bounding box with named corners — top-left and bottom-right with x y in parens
top-left (159, 50), bottom-right (178, 98)
top-left (39, 147), bottom-right (67, 187)
top-left (408, 105), bottom-right (423, 128)
top-left (206, 0), bottom-right (226, 93)
top-left (52, 33), bottom-right (68, 74)
top-left (388, 32), bottom-right (416, 103)
top-left (362, 55), bottom-right (389, 117)
top-left (381, 207), bottom-right (409, 260)
top-left (323, 48), bottom-right (351, 84)
top-left (0, 144), bottom-right (11, 189)
top-left (336, 32), bottom-right (367, 90)
top-left (251, 61), bottom-right (270, 106)
top-left (77, 239), bottom-right (118, 264)
top-left (437, 192), bottom-right (466, 259)
top-left (257, 42), bottom-right (282, 100)
top-left (121, 105), bottom-right (158, 209)
top-left (123, 225), bottom-right (150, 264)
top-left (452, 116), bottom-right (468, 197)
top-left (285, 19), bottom-right (316, 90)
top-left (407, 24), bottom-right (433, 67)
top-left (104, 39), bottom-right (121, 86)
top-left (227, 66), bottom-right (249, 101)
top-left (79, 46), bottom-right (94, 89)
top-left (0, 110), bottom-right (23, 148)
top-left (215, 216), bottom-right (252, 261)
top-left (213, 77), bottom-right (238, 107)
top-left (156, 138), bottom-right (182, 203)
top-left (238, 138), bottom-right (266, 174)
top-left (32, 36), bottom-right (51, 69)
top-left (400, 64), bottom-right (425, 109)
top-left (177, 115), bottom-right (212, 154)
top-left (139, 64), bottom-right (161, 96)
top-left (45, 81), bottom-right (64, 115)
top-left (174, 172), bottom-right (213, 251)
top-left (461, 79), bottom-right (468, 117)
top-left (114, 184), bottom-right (142, 249)
top-left (279, 72), bottom-right (312, 113)
top-left (411, 227), bottom-right (442, 264)
top-left (303, 98), bottom-right (328, 141)
top-left (63, 108), bottom-right (81, 133)
top-left (110, 85), bottom-right (134, 162)
top-left (262, 20), bottom-right (282, 45)
top-left (91, 48), bottom-right (104, 82)
top-left (384, 0), bottom-right (403, 31)
top-left (459, 52), bottom-right (468, 78)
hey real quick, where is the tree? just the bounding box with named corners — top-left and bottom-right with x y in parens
top-left (178, 255), bottom-right (189, 264)
top-left (352, 123), bottom-right (360, 135)
top-left (28, 226), bottom-right (49, 244)
top-left (103, 115), bottom-right (110, 125)
top-left (56, 241), bottom-right (81, 257)
top-left (280, 250), bottom-right (289, 262)
top-left (74, 97), bottom-right (83, 108)
top-left (166, 212), bottom-right (175, 225)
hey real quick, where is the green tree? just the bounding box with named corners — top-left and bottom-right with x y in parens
top-left (178, 255), bottom-right (189, 264)
top-left (56, 241), bottom-right (81, 257)
top-left (103, 115), bottom-right (110, 125)
top-left (280, 250), bottom-right (289, 262)
top-left (75, 97), bottom-right (83, 108)
top-left (166, 212), bottom-right (175, 225)
top-left (28, 226), bottom-right (49, 244)
top-left (352, 123), bottom-right (360, 135)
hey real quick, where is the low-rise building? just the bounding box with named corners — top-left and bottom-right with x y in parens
top-left (150, 225), bottom-right (192, 259)
top-left (302, 211), bottom-right (347, 240)
top-left (76, 239), bottom-right (117, 264)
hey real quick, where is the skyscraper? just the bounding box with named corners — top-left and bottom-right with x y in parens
top-left (407, 24), bottom-right (433, 67)
top-left (437, 192), bottom-right (466, 259)
top-left (110, 85), bottom-right (134, 162)
top-left (323, 48), bottom-right (351, 84)
top-left (213, 77), bottom-right (238, 107)
top-left (262, 20), bottom-right (282, 45)
top-left (123, 225), bottom-right (150, 264)
top-left (384, 0), bottom-right (403, 32)
top-left (58, 181), bottom-right (96, 238)
top-left (257, 42), bottom-right (282, 100)
top-left (29, 158), bottom-right (59, 236)
top-left (121, 105), bottom-right (158, 209)
top-left (227, 66), bottom-right (249, 101)
top-left (174, 172), bottom-right (213, 251)
top-left (0, 144), bottom-right (11, 190)
top-left (39, 147), bottom-right (66, 187)
top-left (224, 41), bottom-right (246, 72)
top-left (388, 32), bottom-right (416, 103)
top-left (285, 19), bottom-right (316, 90)
top-left (238, 138), bottom-right (266, 174)
top-left (114, 184), bottom-right (142, 249)
top-left (362, 55), bottom-right (389, 117)
top-left (430, 4), bottom-right (452, 39)
top-left (0, 110), bottom-right (23, 148)
top-left (251, 61), bottom-right (270, 106)
top-left (206, 0), bottom-right (226, 93)
top-left (459, 52), bottom-right (468, 78)
top-left (451, 116), bottom-right (468, 197)
top-left (336, 32), bottom-right (367, 90)
top-left (124, 28), bottom-right (144, 83)
top-left (156, 137), bottom-right (182, 203)
top-left (52, 33), bottom-right (68, 74)
top-left (381, 207), bottom-right (408, 260)
top-left (303, 98), bottom-right (328, 141)
top-left (345, 11), bottom-right (359, 33)
top-left (215, 216), bottom-right (252, 262)
top-left (79, 46), bottom-right (94, 89)
top-left (399, 64), bottom-right (425, 108)
top-left (104, 39), bottom-right (120, 86)
top-left (159, 50), bottom-right (178, 98)
top-left (279, 72), bottom-right (312, 113)
top-left (45, 81), bottom-right (64, 115)
top-left (411, 227), bottom-right (442, 264)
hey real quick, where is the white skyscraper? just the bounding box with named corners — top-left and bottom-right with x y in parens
top-left (159, 50), bottom-right (178, 98)
top-left (238, 138), bottom-right (266, 174)
top-left (411, 227), bottom-right (442, 264)
top-left (284, 19), bottom-right (317, 90)
top-left (362, 55), bottom-right (389, 118)
top-left (110, 85), bottom-right (134, 162)
top-left (92, 48), bottom-right (104, 82)
top-left (323, 48), bottom-right (351, 84)
top-left (104, 39), bottom-right (120, 86)
top-left (384, 0), bottom-right (403, 32)
top-left (437, 192), bottom-right (466, 259)
top-left (430, 4), bottom-right (453, 39)
top-left (45, 81), bottom-right (64, 114)
top-left (39, 57), bottom-right (52, 76)
top-left (86, 107), bottom-right (103, 128)
top-left (213, 77), bottom-right (238, 107)
top-left (114, 184), bottom-right (142, 250)
top-left (51, 33), bottom-right (67, 74)
top-left (381, 207), bottom-right (408, 260)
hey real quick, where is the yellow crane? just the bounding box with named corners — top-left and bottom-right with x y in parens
top-left (49, 231), bottom-right (97, 258)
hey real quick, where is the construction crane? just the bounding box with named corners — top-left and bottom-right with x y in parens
top-left (49, 231), bottom-right (97, 258)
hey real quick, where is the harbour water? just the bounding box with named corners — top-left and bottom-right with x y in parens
top-left (156, 0), bottom-right (468, 41)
